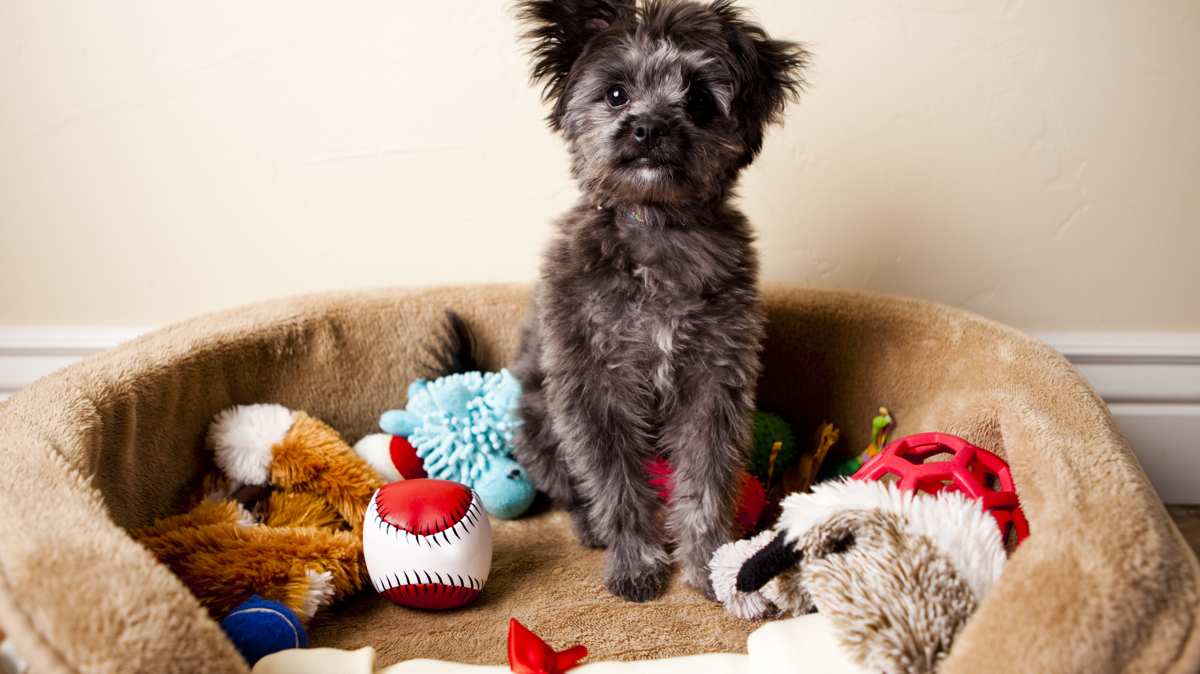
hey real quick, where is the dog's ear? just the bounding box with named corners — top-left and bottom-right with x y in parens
top-left (713, 0), bottom-right (809, 165)
top-left (517, 0), bottom-right (635, 129)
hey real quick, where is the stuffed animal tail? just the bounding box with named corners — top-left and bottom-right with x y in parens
top-left (424, 310), bottom-right (481, 377)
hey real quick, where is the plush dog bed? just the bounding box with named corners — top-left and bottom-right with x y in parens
top-left (0, 285), bottom-right (1196, 674)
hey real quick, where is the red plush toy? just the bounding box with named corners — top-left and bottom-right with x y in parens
top-left (508, 619), bottom-right (588, 674)
top-left (647, 457), bottom-right (767, 536)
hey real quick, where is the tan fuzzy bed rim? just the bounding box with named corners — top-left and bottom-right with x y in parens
top-left (0, 284), bottom-right (1196, 673)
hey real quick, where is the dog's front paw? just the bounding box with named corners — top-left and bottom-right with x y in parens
top-left (604, 544), bottom-right (670, 602)
top-left (605, 563), bottom-right (670, 602)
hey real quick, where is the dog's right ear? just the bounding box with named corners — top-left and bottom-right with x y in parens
top-left (517, 0), bottom-right (634, 129)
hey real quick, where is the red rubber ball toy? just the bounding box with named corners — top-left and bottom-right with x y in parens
top-left (853, 432), bottom-right (1030, 546)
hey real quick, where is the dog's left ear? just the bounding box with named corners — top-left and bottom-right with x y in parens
top-left (713, 0), bottom-right (809, 165)
top-left (517, 0), bottom-right (635, 130)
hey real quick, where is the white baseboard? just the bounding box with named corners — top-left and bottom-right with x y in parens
top-left (1, 327), bottom-right (1196, 501)
top-left (0, 327), bottom-right (149, 397)
top-left (1036, 332), bottom-right (1200, 503)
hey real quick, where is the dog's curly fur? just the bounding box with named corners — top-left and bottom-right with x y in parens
top-left (512, 0), bottom-right (808, 602)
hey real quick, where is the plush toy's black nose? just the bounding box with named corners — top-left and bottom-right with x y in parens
top-left (633, 118), bottom-right (669, 149)
top-left (508, 469), bottom-right (522, 480)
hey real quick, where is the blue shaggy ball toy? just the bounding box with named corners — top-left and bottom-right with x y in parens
top-left (379, 368), bottom-right (535, 519)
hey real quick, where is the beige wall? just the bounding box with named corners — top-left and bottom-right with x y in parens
top-left (2, 1), bottom-right (1197, 331)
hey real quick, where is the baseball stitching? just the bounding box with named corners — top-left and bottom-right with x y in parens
top-left (370, 569), bottom-right (485, 594)
top-left (371, 493), bottom-right (483, 548)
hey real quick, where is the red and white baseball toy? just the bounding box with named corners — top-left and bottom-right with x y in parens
top-left (363, 478), bottom-right (492, 609)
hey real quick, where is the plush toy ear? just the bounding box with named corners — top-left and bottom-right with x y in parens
top-left (712, 0), bottom-right (809, 166)
top-left (802, 511), bottom-right (861, 559)
top-left (517, 0), bottom-right (635, 129)
top-left (735, 530), bottom-right (803, 593)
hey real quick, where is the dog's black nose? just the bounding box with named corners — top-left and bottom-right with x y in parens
top-left (633, 119), bottom-right (669, 148)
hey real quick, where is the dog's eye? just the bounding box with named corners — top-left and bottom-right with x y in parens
top-left (686, 86), bottom-right (716, 124)
top-left (605, 85), bottom-right (629, 109)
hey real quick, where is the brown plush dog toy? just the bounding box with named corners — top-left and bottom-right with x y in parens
top-left (710, 478), bottom-right (1009, 674)
top-left (133, 404), bottom-right (384, 621)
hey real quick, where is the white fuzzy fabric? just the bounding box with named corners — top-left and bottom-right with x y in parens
top-left (301, 570), bottom-right (335, 619)
top-left (353, 433), bottom-right (403, 483)
top-left (778, 479), bottom-right (1007, 601)
top-left (207, 404), bottom-right (294, 486)
top-left (710, 530), bottom-right (779, 620)
top-left (233, 502), bottom-right (259, 528)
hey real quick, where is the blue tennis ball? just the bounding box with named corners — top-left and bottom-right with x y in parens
top-left (220, 595), bottom-right (307, 666)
